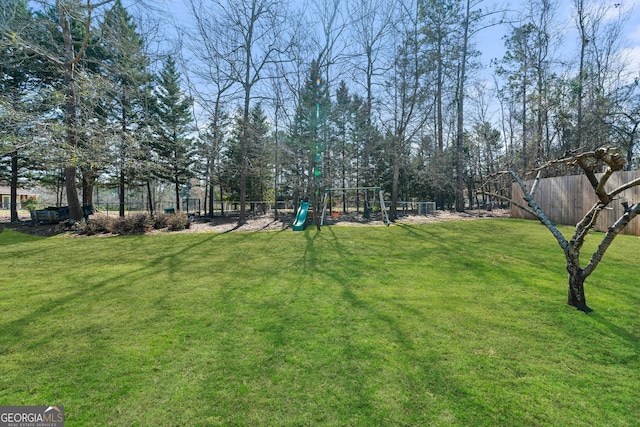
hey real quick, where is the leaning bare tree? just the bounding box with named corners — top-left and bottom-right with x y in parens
top-left (479, 147), bottom-right (640, 313)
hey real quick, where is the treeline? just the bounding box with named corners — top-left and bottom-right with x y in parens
top-left (1, 0), bottom-right (639, 222)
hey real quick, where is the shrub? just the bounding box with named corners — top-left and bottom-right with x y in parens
top-left (81, 216), bottom-right (114, 235)
top-left (151, 213), bottom-right (170, 229)
top-left (22, 196), bottom-right (40, 211)
top-left (74, 212), bottom-right (191, 235)
top-left (166, 212), bottom-right (190, 231)
top-left (112, 214), bottom-right (150, 235)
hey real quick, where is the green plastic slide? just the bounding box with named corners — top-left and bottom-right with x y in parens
top-left (292, 200), bottom-right (310, 231)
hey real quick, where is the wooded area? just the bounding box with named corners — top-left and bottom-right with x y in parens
top-left (511, 171), bottom-right (640, 235)
top-left (2, 0), bottom-right (639, 222)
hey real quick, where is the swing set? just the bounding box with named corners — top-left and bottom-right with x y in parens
top-left (320, 187), bottom-right (390, 226)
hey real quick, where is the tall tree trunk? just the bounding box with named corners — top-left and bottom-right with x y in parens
top-left (436, 41), bottom-right (445, 210)
top-left (146, 177), bottom-right (154, 216)
top-left (175, 175), bottom-right (180, 211)
top-left (62, 72), bottom-right (83, 221)
top-left (82, 170), bottom-right (96, 207)
top-left (208, 174), bottom-right (214, 218)
top-left (119, 169), bottom-right (126, 217)
top-left (60, 6), bottom-right (83, 221)
top-left (10, 151), bottom-right (18, 223)
top-left (390, 153), bottom-right (400, 220)
top-left (119, 89), bottom-right (127, 217)
top-left (63, 165), bottom-right (82, 220)
top-left (522, 62), bottom-right (528, 170)
top-left (219, 174), bottom-right (225, 217)
top-left (312, 192), bottom-right (321, 231)
top-left (576, 0), bottom-right (586, 151)
top-left (624, 123), bottom-right (638, 171)
top-left (239, 84), bottom-right (250, 224)
top-left (455, 0), bottom-right (471, 212)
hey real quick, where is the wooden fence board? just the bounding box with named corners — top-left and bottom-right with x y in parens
top-left (511, 171), bottom-right (640, 236)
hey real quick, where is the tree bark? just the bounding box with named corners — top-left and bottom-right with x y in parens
top-left (454, 0), bottom-right (471, 212)
top-left (312, 192), bottom-right (321, 231)
top-left (567, 272), bottom-right (590, 313)
top-left (175, 174), bottom-right (181, 211)
top-left (565, 248), bottom-right (591, 312)
top-left (146, 177), bottom-right (154, 216)
top-left (390, 155), bottom-right (400, 220)
top-left (82, 170), bottom-right (96, 207)
top-left (10, 151), bottom-right (19, 223)
top-left (119, 169), bottom-right (125, 217)
top-left (64, 165), bottom-right (82, 220)
top-left (119, 88), bottom-right (127, 217)
top-left (60, 3), bottom-right (84, 221)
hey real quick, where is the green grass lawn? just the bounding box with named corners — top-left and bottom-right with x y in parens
top-left (1, 219), bottom-right (638, 426)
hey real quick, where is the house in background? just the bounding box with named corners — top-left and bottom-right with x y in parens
top-left (0, 185), bottom-right (36, 210)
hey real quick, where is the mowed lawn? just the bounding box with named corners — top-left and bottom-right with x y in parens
top-left (0, 219), bottom-right (638, 426)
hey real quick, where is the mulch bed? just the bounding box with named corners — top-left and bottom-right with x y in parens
top-left (1, 209), bottom-right (511, 237)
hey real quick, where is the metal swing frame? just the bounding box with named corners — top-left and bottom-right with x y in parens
top-left (320, 187), bottom-right (390, 226)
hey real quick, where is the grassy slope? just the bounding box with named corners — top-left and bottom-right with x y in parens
top-left (0, 219), bottom-right (638, 426)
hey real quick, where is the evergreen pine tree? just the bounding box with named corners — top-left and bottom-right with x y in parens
top-left (96, 0), bottom-right (152, 216)
top-left (151, 56), bottom-right (194, 211)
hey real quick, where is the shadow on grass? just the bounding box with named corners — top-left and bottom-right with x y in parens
top-left (290, 228), bottom-right (494, 423)
top-left (588, 312), bottom-right (640, 356)
top-left (1, 264), bottom-right (153, 352)
top-left (1, 231), bottom-right (230, 351)
top-left (301, 228), bottom-right (322, 272)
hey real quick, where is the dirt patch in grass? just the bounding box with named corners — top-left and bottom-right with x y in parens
top-left (169, 208), bottom-right (511, 233)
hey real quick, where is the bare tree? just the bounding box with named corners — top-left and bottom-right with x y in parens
top-left (479, 147), bottom-right (640, 313)
top-left (304, 0), bottom-right (348, 230)
top-left (348, 0), bottom-right (395, 122)
top-left (610, 82), bottom-right (640, 170)
top-left (310, 0), bottom-right (347, 82)
top-left (572, 0), bottom-right (630, 151)
top-left (495, 0), bottom-right (559, 170)
top-left (382, 0), bottom-right (431, 220)
top-left (207, 0), bottom-right (292, 224)
top-left (420, 0), bottom-right (462, 209)
top-left (452, 0), bottom-right (504, 212)
top-left (180, 0), bottom-right (239, 217)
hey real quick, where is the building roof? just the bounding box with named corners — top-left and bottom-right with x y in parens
top-left (0, 186), bottom-right (37, 196)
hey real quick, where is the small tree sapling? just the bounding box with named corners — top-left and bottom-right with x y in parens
top-left (479, 147), bottom-right (640, 312)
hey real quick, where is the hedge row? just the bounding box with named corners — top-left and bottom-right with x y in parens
top-left (77, 213), bottom-right (191, 235)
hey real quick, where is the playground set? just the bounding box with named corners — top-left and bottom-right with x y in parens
top-left (292, 187), bottom-right (391, 231)
top-left (291, 75), bottom-right (392, 231)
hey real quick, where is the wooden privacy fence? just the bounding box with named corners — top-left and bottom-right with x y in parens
top-left (511, 171), bottom-right (640, 236)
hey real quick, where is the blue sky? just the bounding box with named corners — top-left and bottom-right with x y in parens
top-left (145, 0), bottom-right (640, 125)
top-left (481, 0), bottom-right (640, 74)
top-left (151, 0), bottom-right (640, 76)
